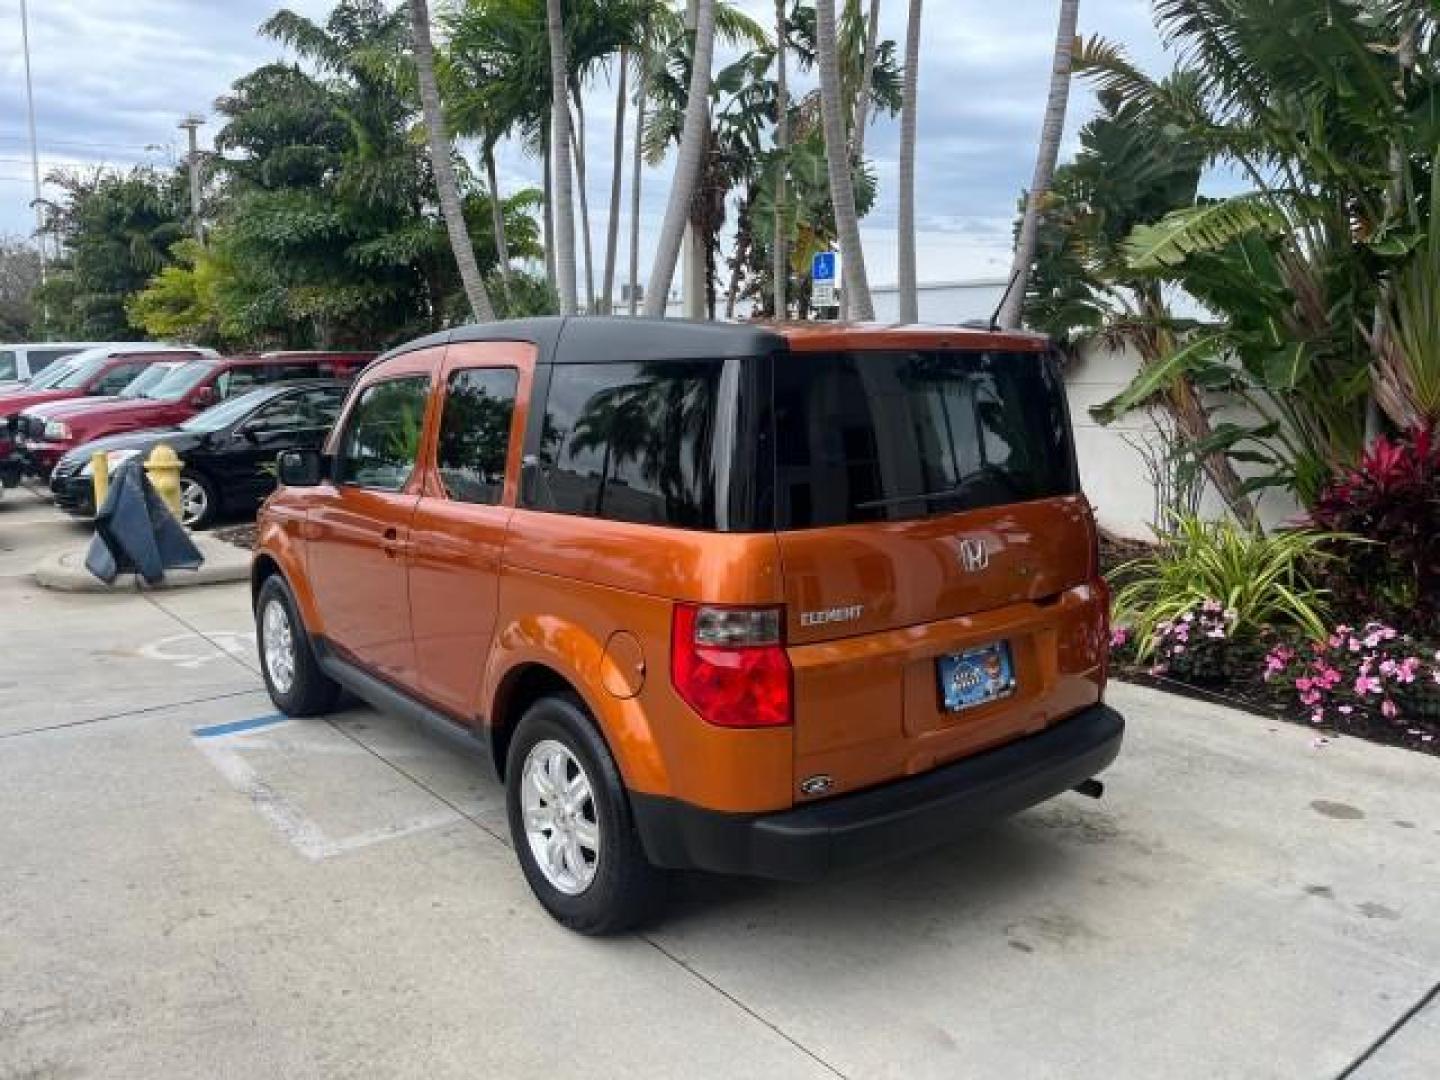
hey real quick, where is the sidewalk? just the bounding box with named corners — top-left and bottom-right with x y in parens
top-left (33, 530), bottom-right (251, 592)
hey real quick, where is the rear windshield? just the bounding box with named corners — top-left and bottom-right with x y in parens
top-left (774, 350), bottom-right (1076, 529)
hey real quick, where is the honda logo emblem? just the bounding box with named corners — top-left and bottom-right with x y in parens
top-left (958, 537), bottom-right (989, 572)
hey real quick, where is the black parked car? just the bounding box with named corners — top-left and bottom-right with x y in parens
top-left (51, 380), bottom-right (348, 527)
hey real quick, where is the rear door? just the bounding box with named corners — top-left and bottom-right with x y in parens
top-left (406, 342), bottom-right (532, 720)
top-left (772, 348), bottom-right (1099, 795)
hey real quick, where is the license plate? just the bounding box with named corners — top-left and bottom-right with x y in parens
top-left (937, 641), bottom-right (1016, 712)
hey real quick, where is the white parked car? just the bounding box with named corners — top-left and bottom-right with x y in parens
top-left (0, 342), bottom-right (113, 388)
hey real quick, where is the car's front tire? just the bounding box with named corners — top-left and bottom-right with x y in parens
top-left (505, 694), bottom-right (667, 934)
top-left (255, 574), bottom-right (340, 717)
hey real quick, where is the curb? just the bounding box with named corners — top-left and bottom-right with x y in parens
top-left (34, 533), bottom-right (251, 593)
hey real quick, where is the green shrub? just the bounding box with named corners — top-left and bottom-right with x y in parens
top-left (1112, 514), bottom-right (1339, 660)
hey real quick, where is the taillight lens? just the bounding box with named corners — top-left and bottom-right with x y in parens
top-left (671, 604), bottom-right (792, 728)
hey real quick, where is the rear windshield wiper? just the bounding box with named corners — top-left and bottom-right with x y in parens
top-left (854, 486), bottom-right (966, 511)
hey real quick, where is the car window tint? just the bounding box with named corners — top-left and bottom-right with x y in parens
top-left (94, 362), bottom-right (147, 395)
top-left (248, 395), bottom-right (310, 433)
top-left (335, 377), bottom-right (429, 491)
top-left (772, 350), bottom-right (1077, 529)
top-left (29, 348), bottom-right (75, 371)
top-left (528, 360), bottom-right (732, 528)
top-left (0, 351), bottom-right (16, 381)
top-left (266, 362), bottom-right (321, 383)
top-left (437, 368), bottom-right (518, 506)
top-left (216, 367), bottom-right (265, 399)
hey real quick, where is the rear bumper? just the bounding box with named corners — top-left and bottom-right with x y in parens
top-left (631, 703), bottom-right (1124, 881)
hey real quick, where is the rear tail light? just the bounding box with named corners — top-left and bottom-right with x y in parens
top-left (671, 604), bottom-right (792, 728)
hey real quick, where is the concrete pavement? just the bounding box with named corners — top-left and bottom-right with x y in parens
top-left (2, 484), bottom-right (1438, 1079)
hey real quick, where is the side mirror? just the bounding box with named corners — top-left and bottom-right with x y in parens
top-left (277, 448), bottom-right (325, 487)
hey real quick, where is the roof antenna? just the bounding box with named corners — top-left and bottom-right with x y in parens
top-left (986, 265), bottom-right (1026, 332)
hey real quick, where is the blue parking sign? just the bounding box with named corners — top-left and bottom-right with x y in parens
top-left (811, 251), bottom-right (836, 283)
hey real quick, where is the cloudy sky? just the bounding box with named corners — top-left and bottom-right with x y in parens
top-left (0, 0), bottom-right (1171, 287)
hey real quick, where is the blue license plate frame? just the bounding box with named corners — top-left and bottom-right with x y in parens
top-left (937, 641), bottom-right (1017, 712)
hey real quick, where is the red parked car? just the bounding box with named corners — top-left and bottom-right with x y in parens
top-left (1, 345), bottom-right (214, 486)
top-left (17, 351), bottom-right (374, 477)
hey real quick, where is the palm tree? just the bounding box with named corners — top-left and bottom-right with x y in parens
top-left (850, 0), bottom-right (881, 159)
top-left (644, 0), bottom-right (718, 318)
top-left (815, 0), bottom-right (874, 319)
top-left (628, 47), bottom-right (648, 314)
top-left (998, 0), bottom-right (1079, 330)
top-left (546, 0), bottom-right (578, 315)
top-left (409, 0), bottom-right (494, 322)
top-left (897, 0), bottom-right (920, 323)
top-left (600, 52), bottom-right (628, 314)
top-left (772, 0), bottom-right (789, 319)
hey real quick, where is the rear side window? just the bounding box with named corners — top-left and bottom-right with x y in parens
top-left (773, 350), bottom-right (1076, 529)
top-left (28, 348), bottom-right (76, 372)
top-left (335, 376), bottom-right (430, 491)
top-left (526, 359), bottom-right (765, 530)
top-left (437, 367), bottom-right (518, 506)
top-left (0, 351), bottom-right (15, 381)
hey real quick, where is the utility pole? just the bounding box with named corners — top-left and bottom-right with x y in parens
top-left (20, 0), bottom-right (46, 283)
top-left (178, 114), bottom-right (205, 245)
top-left (681, 0), bottom-right (705, 320)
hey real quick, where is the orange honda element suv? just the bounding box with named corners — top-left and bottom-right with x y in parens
top-left (252, 318), bottom-right (1122, 933)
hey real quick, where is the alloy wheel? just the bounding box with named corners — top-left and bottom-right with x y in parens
top-left (521, 739), bottom-right (601, 895)
top-left (261, 598), bottom-right (296, 695)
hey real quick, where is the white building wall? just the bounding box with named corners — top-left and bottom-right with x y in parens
top-left (1067, 341), bottom-right (1303, 539)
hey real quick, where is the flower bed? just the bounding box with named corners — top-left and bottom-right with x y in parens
top-left (1100, 530), bottom-right (1440, 756)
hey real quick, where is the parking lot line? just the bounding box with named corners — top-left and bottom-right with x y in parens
top-left (192, 712), bottom-right (286, 738)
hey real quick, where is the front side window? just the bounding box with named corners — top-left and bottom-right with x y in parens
top-left (335, 377), bottom-right (429, 491)
top-left (0, 351), bottom-right (16, 382)
top-left (437, 367), bottom-right (518, 506)
top-left (247, 386), bottom-right (346, 434)
top-left (151, 360), bottom-right (216, 401)
top-left (773, 350), bottom-right (1077, 529)
top-left (93, 362), bottom-right (147, 395)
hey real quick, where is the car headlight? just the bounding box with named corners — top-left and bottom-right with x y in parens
top-left (79, 448), bottom-right (139, 477)
top-left (43, 420), bottom-right (72, 441)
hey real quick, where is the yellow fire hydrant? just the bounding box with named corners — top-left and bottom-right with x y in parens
top-left (90, 450), bottom-right (110, 511)
top-left (144, 444), bottom-right (184, 522)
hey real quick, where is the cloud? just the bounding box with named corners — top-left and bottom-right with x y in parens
top-left (0, 0), bottom-right (1173, 289)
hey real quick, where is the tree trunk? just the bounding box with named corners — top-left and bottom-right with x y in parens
top-left (484, 142), bottom-right (511, 301)
top-left (772, 0), bottom-right (789, 319)
top-left (546, 0), bottom-right (578, 315)
top-left (726, 187), bottom-right (754, 319)
top-left (571, 91), bottom-right (596, 313)
top-left (644, 0), bottom-right (717, 318)
top-left (897, 0), bottom-right (921, 323)
top-left (599, 52), bottom-right (628, 316)
top-left (629, 50), bottom-right (647, 316)
top-left (850, 0), bottom-right (881, 159)
top-left (998, 0), bottom-right (1079, 330)
top-left (409, 0), bottom-right (494, 322)
top-left (816, 0), bottom-right (874, 320)
top-left (542, 122), bottom-right (556, 294)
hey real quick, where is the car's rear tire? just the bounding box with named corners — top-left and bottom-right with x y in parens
top-left (505, 694), bottom-right (667, 934)
top-left (180, 469), bottom-right (217, 529)
top-left (255, 574), bottom-right (340, 717)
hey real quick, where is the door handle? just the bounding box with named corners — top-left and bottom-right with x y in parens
top-left (381, 527), bottom-right (407, 559)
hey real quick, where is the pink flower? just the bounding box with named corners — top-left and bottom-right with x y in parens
top-left (1109, 626), bottom-right (1129, 649)
top-left (1381, 700), bottom-right (1398, 719)
top-left (1310, 710), bottom-right (1325, 724)
top-left (1355, 675), bottom-right (1381, 697)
